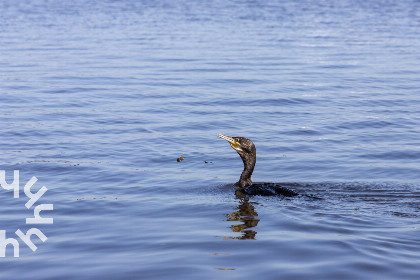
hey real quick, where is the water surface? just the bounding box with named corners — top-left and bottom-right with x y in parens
top-left (1, 0), bottom-right (420, 279)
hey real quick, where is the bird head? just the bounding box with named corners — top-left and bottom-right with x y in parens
top-left (218, 134), bottom-right (256, 188)
top-left (217, 134), bottom-right (256, 161)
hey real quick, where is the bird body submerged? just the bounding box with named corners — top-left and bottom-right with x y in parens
top-left (240, 183), bottom-right (299, 196)
top-left (217, 134), bottom-right (298, 197)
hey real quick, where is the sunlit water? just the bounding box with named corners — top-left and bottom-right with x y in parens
top-left (1, 0), bottom-right (420, 279)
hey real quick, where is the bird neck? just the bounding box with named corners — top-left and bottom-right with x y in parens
top-left (238, 153), bottom-right (256, 188)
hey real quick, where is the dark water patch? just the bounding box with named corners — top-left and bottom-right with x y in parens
top-left (359, 150), bottom-right (420, 160)
top-left (333, 119), bottom-right (397, 130)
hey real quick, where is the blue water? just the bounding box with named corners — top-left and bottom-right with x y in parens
top-left (1, 0), bottom-right (420, 279)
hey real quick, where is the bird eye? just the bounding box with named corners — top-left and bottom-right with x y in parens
top-left (235, 138), bottom-right (239, 142)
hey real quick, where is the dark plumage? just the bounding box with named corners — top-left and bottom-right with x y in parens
top-left (218, 134), bottom-right (298, 197)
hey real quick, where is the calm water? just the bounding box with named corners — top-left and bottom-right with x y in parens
top-left (1, 0), bottom-right (420, 279)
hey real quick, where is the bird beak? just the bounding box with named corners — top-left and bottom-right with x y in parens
top-left (217, 134), bottom-right (241, 151)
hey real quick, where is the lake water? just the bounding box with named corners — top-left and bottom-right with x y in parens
top-left (0, 0), bottom-right (419, 279)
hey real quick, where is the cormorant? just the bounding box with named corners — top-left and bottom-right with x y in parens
top-left (218, 134), bottom-right (299, 197)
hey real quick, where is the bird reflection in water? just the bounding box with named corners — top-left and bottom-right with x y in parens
top-left (225, 190), bottom-right (260, 239)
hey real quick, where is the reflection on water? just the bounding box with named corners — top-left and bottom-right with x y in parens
top-left (225, 191), bottom-right (260, 239)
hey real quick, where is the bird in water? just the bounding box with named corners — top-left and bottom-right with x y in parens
top-left (217, 134), bottom-right (299, 197)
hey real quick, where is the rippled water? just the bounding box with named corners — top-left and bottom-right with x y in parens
top-left (1, 0), bottom-right (420, 279)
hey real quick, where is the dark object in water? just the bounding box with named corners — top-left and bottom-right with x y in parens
top-left (239, 183), bottom-right (299, 196)
top-left (218, 134), bottom-right (298, 197)
top-left (177, 156), bottom-right (184, 162)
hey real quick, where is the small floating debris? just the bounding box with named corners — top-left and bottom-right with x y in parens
top-left (176, 156), bottom-right (184, 162)
top-left (211, 252), bottom-right (230, 256)
top-left (204, 161), bottom-right (213, 164)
